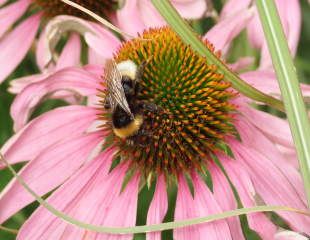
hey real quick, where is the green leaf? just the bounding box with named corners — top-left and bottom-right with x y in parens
top-left (150, 0), bottom-right (285, 112)
top-left (255, 0), bottom-right (310, 207)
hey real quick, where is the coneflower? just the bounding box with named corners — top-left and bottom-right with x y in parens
top-left (0, 26), bottom-right (309, 240)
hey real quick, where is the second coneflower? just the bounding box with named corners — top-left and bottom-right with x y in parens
top-left (0, 27), bottom-right (309, 240)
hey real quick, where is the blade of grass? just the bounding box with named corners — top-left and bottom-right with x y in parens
top-left (151, 0), bottom-right (284, 112)
top-left (255, 0), bottom-right (310, 207)
top-left (1, 154), bottom-right (309, 234)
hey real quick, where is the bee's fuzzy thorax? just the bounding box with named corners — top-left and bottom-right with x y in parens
top-left (116, 60), bottom-right (138, 80)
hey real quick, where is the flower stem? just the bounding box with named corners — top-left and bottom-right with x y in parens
top-left (151, 0), bottom-right (285, 112)
top-left (255, 0), bottom-right (310, 207)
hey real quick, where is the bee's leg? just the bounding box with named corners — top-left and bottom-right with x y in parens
top-left (136, 57), bottom-right (152, 82)
top-left (139, 102), bottom-right (160, 113)
top-left (104, 98), bottom-right (111, 109)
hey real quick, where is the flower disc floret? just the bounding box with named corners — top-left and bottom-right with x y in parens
top-left (100, 27), bottom-right (237, 179)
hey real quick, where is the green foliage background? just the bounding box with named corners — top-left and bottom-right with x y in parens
top-left (0, 0), bottom-right (309, 239)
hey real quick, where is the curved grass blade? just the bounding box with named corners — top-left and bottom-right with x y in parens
top-left (1, 154), bottom-right (309, 234)
top-left (151, 0), bottom-right (284, 112)
top-left (255, 0), bottom-right (310, 207)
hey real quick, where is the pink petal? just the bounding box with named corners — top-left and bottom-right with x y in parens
top-left (219, 157), bottom-right (277, 239)
top-left (146, 175), bottom-right (168, 240)
top-left (0, 13), bottom-right (41, 83)
top-left (10, 67), bottom-right (101, 131)
top-left (0, 0), bottom-right (30, 38)
top-left (248, 0), bottom-right (301, 69)
top-left (36, 28), bottom-right (48, 71)
top-left (220, 0), bottom-right (251, 19)
top-left (231, 140), bottom-right (310, 234)
top-left (0, 0), bottom-right (8, 6)
top-left (116, 0), bottom-right (146, 36)
top-left (204, 8), bottom-right (254, 55)
top-left (55, 33), bottom-right (81, 70)
top-left (0, 132), bottom-right (102, 224)
top-left (1, 106), bottom-right (98, 168)
top-left (174, 175), bottom-right (232, 240)
top-left (240, 70), bottom-right (310, 98)
top-left (18, 161), bottom-right (138, 240)
top-left (239, 105), bottom-right (294, 148)
top-left (16, 149), bottom-right (114, 239)
top-left (8, 73), bottom-right (48, 94)
top-left (137, 1), bottom-right (166, 29)
top-left (85, 22), bottom-right (121, 63)
top-left (209, 162), bottom-right (245, 239)
top-left (228, 56), bottom-right (254, 72)
top-left (235, 116), bottom-right (306, 205)
top-left (171, 0), bottom-right (207, 19)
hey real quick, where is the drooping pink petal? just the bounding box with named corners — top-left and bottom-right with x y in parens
top-left (219, 157), bottom-right (276, 239)
top-left (204, 8), bottom-right (254, 55)
top-left (10, 67), bottom-right (101, 131)
top-left (116, 0), bottom-right (146, 36)
top-left (55, 33), bottom-right (81, 70)
top-left (0, 13), bottom-right (41, 83)
top-left (16, 149), bottom-right (115, 239)
top-left (240, 70), bottom-right (310, 98)
top-left (238, 105), bottom-right (294, 149)
top-left (85, 22), bottom-right (121, 64)
top-left (136, 1), bottom-right (166, 29)
top-left (0, 0), bottom-right (31, 38)
top-left (235, 117), bottom-right (306, 205)
top-left (0, 132), bottom-right (102, 224)
top-left (228, 56), bottom-right (254, 72)
top-left (171, 0), bottom-right (207, 19)
top-left (174, 175), bottom-right (232, 240)
top-left (1, 106), bottom-right (98, 168)
top-left (146, 175), bottom-right (168, 240)
top-left (36, 28), bottom-right (49, 71)
top-left (247, 0), bottom-right (301, 69)
top-left (220, 0), bottom-right (251, 19)
top-left (8, 73), bottom-right (48, 94)
top-left (231, 140), bottom-right (310, 234)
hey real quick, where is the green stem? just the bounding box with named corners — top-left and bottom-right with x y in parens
top-left (151, 0), bottom-right (284, 112)
top-left (255, 0), bottom-right (310, 207)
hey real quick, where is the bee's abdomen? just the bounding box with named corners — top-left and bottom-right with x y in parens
top-left (112, 107), bottom-right (143, 139)
top-left (112, 106), bottom-right (133, 128)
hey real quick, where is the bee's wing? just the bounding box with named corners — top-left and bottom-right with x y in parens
top-left (105, 59), bottom-right (132, 116)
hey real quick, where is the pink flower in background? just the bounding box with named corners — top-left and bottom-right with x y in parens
top-left (220, 0), bottom-right (301, 69)
top-left (0, 0), bottom-right (207, 85)
top-left (116, 0), bottom-right (207, 36)
top-left (0, 11), bottom-right (309, 239)
top-left (0, 0), bottom-right (119, 84)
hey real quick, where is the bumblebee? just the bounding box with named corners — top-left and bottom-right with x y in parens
top-left (104, 59), bottom-right (148, 139)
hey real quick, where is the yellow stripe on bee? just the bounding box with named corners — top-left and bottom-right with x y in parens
top-left (113, 115), bottom-right (143, 138)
